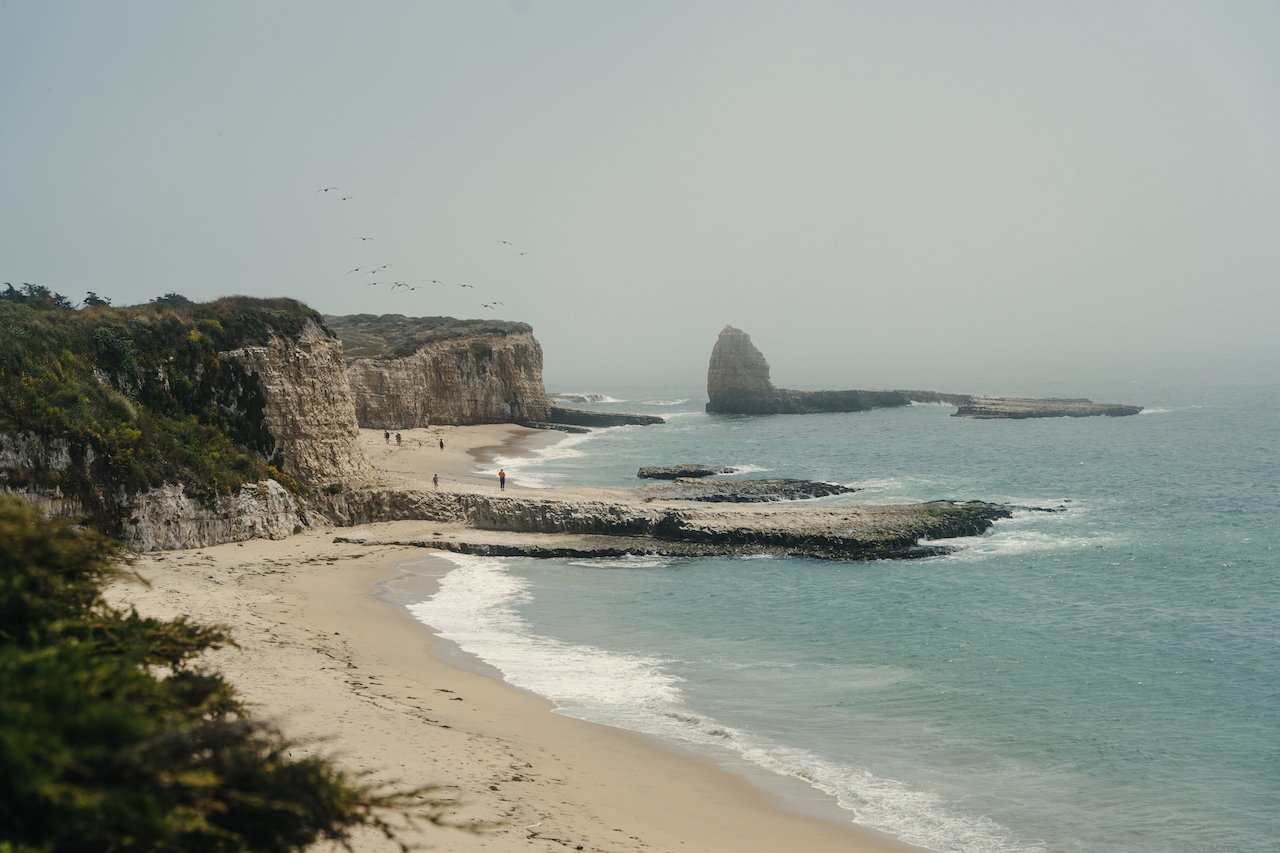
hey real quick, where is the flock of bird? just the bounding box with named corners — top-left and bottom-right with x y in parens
top-left (318, 186), bottom-right (518, 311)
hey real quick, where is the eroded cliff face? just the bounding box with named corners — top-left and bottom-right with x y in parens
top-left (223, 319), bottom-right (375, 486)
top-left (343, 330), bottom-right (551, 427)
top-left (4, 315), bottom-right (374, 550)
top-left (1, 433), bottom-right (312, 551)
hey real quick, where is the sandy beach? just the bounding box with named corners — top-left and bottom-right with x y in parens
top-left (107, 424), bottom-right (922, 852)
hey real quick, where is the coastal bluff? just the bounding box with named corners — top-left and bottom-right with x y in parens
top-left (705, 326), bottom-right (1141, 419)
top-left (324, 314), bottom-right (552, 427)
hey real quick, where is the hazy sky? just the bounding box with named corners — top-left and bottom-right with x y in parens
top-left (3, 1), bottom-right (1278, 393)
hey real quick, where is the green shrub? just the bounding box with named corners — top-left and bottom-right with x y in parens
top-left (0, 498), bottom-right (445, 850)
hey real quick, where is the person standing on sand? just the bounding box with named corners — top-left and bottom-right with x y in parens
top-left (439, 438), bottom-right (444, 450)
top-left (498, 468), bottom-right (506, 490)
top-left (395, 432), bottom-right (402, 446)
top-left (432, 473), bottom-right (439, 489)
top-left (384, 430), bottom-right (390, 444)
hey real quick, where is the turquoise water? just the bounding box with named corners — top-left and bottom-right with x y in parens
top-left (408, 382), bottom-right (1279, 852)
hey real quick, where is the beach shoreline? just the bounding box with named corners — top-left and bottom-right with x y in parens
top-left (107, 424), bottom-right (925, 852)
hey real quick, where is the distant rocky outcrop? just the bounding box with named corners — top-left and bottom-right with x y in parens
top-left (637, 478), bottom-right (857, 503)
top-left (706, 326), bottom-right (914, 415)
top-left (637, 464), bottom-right (736, 479)
top-left (705, 325), bottom-right (1141, 419)
top-left (326, 315), bottom-right (551, 428)
top-left (954, 397), bottom-right (1143, 418)
top-left (544, 407), bottom-right (664, 428)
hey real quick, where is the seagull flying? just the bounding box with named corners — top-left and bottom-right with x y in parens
top-left (317, 186), bottom-right (338, 192)
top-left (356, 236), bottom-right (375, 241)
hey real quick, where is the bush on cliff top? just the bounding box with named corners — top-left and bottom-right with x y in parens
top-left (0, 497), bottom-right (435, 851)
top-left (0, 296), bottom-right (322, 533)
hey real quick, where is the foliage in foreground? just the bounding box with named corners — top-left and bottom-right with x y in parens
top-left (0, 498), bottom-right (435, 851)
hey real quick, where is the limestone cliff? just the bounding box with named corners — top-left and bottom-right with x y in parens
top-left (222, 319), bottom-right (375, 486)
top-left (325, 315), bottom-right (551, 427)
top-left (1, 299), bottom-right (373, 551)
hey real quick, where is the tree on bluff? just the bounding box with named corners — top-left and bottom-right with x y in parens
top-left (0, 497), bottom-right (450, 851)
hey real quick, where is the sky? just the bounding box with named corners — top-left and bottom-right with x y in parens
top-left (3, 1), bottom-right (1278, 395)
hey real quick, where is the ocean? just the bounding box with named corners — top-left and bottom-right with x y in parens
top-left (395, 381), bottom-right (1278, 853)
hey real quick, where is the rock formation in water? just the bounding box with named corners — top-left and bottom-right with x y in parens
top-left (705, 326), bottom-right (916, 414)
top-left (328, 488), bottom-right (1014, 561)
top-left (953, 397), bottom-right (1143, 418)
top-left (705, 325), bottom-right (1141, 418)
top-left (636, 478), bottom-right (857, 503)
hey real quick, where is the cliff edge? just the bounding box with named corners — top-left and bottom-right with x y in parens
top-left (325, 314), bottom-right (551, 427)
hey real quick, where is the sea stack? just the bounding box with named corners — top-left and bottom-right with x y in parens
top-left (705, 326), bottom-right (784, 414)
top-left (705, 326), bottom-right (912, 415)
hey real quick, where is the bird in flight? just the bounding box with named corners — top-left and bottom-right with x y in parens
top-left (346, 267), bottom-right (362, 274)
top-left (481, 301), bottom-right (504, 308)
top-left (456, 283), bottom-right (474, 289)
top-left (356, 236), bottom-right (375, 241)
top-left (338, 196), bottom-right (354, 201)
top-left (371, 264), bottom-right (391, 273)
top-left (498, 240), bottom-right (512, 246)
top-left (317, 186), bottom-right (338, 192)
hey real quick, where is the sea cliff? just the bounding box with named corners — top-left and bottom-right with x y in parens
top-left (326, 315), bottom-right (551, 428)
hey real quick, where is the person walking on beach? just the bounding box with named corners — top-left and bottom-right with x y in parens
top-left (384, 430), bottom-right (390, 444)
top-left (395, 432), bottom-right (402, 446)
top-left (432, 473), bottom-right (439, 489)
top-left (498, 468), bottom-right (506, 490)
top-left (439, 437), bottom-right (444, 451)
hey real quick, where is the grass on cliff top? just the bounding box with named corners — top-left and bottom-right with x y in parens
top-left (0, 296), bottom-right (323, 531)
top-left (322, 313), bottom-right (533, 360)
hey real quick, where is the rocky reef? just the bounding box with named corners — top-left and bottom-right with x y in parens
top-left (637, 464), bottom-right (736, 479)
top-left (330, 488), bottom-right (1013, 561)
top-left (954, 397), bottom-right (1143, 418)
top-left (706, 325), bottom-right (1141, 419)
top-left (636, 478), bottom-right (857, 503)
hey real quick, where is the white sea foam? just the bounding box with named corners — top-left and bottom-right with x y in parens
top-left (725, 463), bottom-right (769, 475)
top-left (565, 555), bottom-right (679, 570)
top-left (549, 392), bottom-right (625, 403)
top-left (408, 553), bottom-right (1036, 853)
top-left (408, 554), bottom-right (683, 710)
top-left (481, 431), bottom-right (601, 488)
top-left (642, 398), bottom-right (690, 406)
top-left (928, 510), bottom-right (1115, 562)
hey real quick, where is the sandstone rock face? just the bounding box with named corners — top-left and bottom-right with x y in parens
top-left (2, 429), bottom-right (311, 551)
top-left (119, 480), bottom-right (311, 552)
top-left (222, 319), bottom-right (374, 487)
top-left (343, 330), bottom-right (551, 428)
